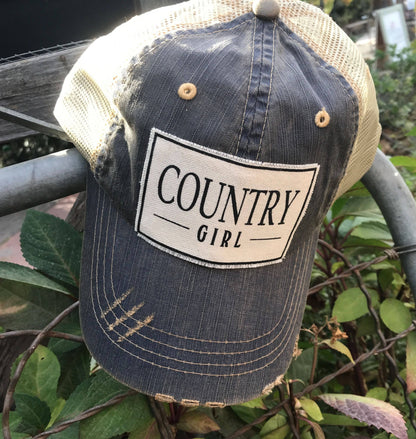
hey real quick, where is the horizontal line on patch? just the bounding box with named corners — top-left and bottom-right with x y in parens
top-left (154, 213), bottom-right (190, 230)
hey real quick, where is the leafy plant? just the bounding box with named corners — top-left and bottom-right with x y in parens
top-left (1, 155), bottom-right (415, 438)
top-left (330, 0), bottom-right (371, 29)
top-left (368, 46), bottom-right (416, 156)
top-left (0, 135), bottom-right (69, 169)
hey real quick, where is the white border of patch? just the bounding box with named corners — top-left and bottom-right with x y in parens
top-left (135, 128), bottom-right (319, 269)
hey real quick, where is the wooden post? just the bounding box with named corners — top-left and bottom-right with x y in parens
top-left (0, 44), bottom-right (87, 144)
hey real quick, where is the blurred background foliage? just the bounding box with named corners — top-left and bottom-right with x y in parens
top-left (1, 1), bottom-right (416, 438)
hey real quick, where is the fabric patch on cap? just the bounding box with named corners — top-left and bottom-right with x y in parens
top-left (135, 129), bottom-right (319, 268)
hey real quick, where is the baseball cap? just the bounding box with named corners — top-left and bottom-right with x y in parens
top-left (54, 0), bottom-right (381, 406)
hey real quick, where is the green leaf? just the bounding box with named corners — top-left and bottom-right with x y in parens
top-left (0, 430), bottom-right (31, 439)
top-left (356, 314), bottom-right (376, 337)
top-left (366, 387), bottom-right (387, 401)
top-left (240, 396), bottom-right (267, 409)
top-left (0, 278), bottom-right (75, 330)
top-left (389, 391), bottom-right (405, 407)
top-left (380, 298), bottom-right (412, 333)
top-left (80, 393), bottom-right (153, 439)
top-left (48, 320), bottom-right (82, 356)
top-left (331, 261), bottom-right (344, 274)
top-left (343, 236), bottom-right (390, 250)
top-left (212, 406), bottom-right (256, 438)
top-left (0, 412), bottom-right (32, 439)
top-left (332, 288), bottom-right (377, 322)
top-left (262, 424), bottom-right (290, 439)
top-left (343, 181), bottom-right (370, 198)
top-left (407, 127), bottom-right (416, 136)
top-left (13, 345), bottom-right (60, 410)
top-left (56, 345), bottom-right (91, 399)
top-left (323, 0), bottom-right (334, 14)
top-left (0, 262), bottom-right (72, 295)
top-left (378, 270), bottom-right (406, 295)
top-left (129, 419), bottom-right (161, 439)
top-left (49, 423), bottom-right (80, 439)
top-left (50, 371), bottom-right (139, 438)
top-left (407, 332), bottom-right (416, 393)
top-left (322, 340), bottom-right (354, 364)
top-left (20, 210), bottom-right (82, 287)
top-left (77, 369), bottom-right (130, 408)
top-left (318, 413), bottom-right (366, 426)
top-left (53, 377), bottom-right (91, 423)
top-left (332, 288), bottom-right (366, 322)
top-left (390, 155), bottom-right (416, 169)
top-left (260, 414), bottom-right (287, 436)
top-left (55, 369), bottom-right (131, 423)
top-left (300, 430), bottom-right (313, 439)
top-left (372, 433), bottom-right (389, 439)
top-left (406, 418), bottom-right (416, 439)
top-left (177, 410), bottom-right (220, 434)
top-left (351, 221), bottom-right (392, 242)
top-left (319, 394), bottom-right (407, 439)
top-left (14, 394), bottom-right (51, 434)
top-left (47, 398), bottom-right (66, 429)
top-left (372, 260), bottom-right (401, 271)
top-left (231, 405), bottom-right (265, 425)
top-left (286, 347), bottom-right (314, 392)
top-left (328, 197), bottom-right (348, 219)
top-left (336, 196), bottom-right (383, 220)
top-left (299, 397), bottom-right (323, 421)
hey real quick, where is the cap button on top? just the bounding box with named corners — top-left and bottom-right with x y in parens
top-left (252, 0), bottom-right (280, 19)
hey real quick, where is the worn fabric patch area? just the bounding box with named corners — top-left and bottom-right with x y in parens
top-left (135, 129), bottom-right (319, 268)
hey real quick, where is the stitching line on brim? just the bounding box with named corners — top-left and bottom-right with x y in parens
top-left (99, 188), bottom-right (304, 364)
top-left (104, 213), bottom-right (306, 359)
top-left (107, 195), bottom-right (307, 347)
top-left (86, 182), bottom-right (315, 375)
top-left (102, 183), bottom-right (309, 360)
top-left (105, 195), bottom-right (308, 353)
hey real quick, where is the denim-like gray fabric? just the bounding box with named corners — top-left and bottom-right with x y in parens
top-left (81, 12), bottom-right (358, 405)
top-left (81, 171), bottom-right (319, 405)
top-left (94, 13), bottom-right (357, 226)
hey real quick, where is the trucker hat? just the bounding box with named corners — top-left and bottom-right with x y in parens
top-left (54, 0), bottom-right (381, 406)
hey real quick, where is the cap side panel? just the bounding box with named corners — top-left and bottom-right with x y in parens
top-left (53, 68), bottom-right (115, 165)
top-left (280, 0), bottom-right (380, 193)
top-left (105, 15), bottom-right (258, 223)
top-left (335, 67), bottom-right (382, 196)
top-left (259, 19), bottom-right (359, 224)
top-left (54, 0), bottom-right (254, 167)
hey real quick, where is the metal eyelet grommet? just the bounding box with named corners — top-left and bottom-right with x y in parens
top-left (315, 108), bottom-right (330, 128)
top-left (178, 83), bottom-right (197, 100)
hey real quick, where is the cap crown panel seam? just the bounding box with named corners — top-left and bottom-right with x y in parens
top-left (276, 19), bottom-right (360, 210)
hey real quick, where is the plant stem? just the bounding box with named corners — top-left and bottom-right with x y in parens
top-left (309, 334), bottom-right (319, 386)
top-left (31, 390), bottom-right (137, 438)
top-left (226, 326), bottom-right (415, 439)
top-left (279, 386), bottom-right (300, 439)
top-left (0, 329), bottom-right (83, 343)
top-left (148, 397), bottom-right (175, 439)
top-left (2, 301), bottom-right (79, 439)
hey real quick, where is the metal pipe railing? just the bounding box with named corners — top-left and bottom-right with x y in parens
top-left (0, 147), bottom-right (415, 297)
top-left (0, 148), bottom-right (86, 216)
top-left (362, 149), bottom-right (416, 297)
